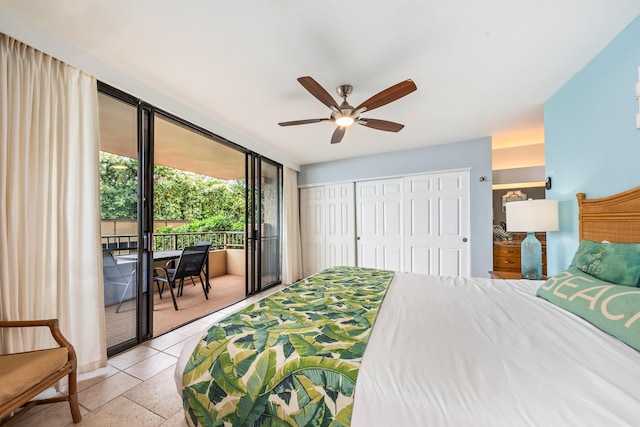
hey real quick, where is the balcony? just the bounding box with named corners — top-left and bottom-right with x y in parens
top-left (102, 230), bottom-right (246, 340)
top-left (102, 230), bottom-right (245, 273)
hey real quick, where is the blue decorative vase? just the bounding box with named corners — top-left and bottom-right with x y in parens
top-left (521, 232), bottom-right (542, 279)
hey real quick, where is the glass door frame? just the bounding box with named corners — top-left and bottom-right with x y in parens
top-left (99, 82), bottom-right (154, 356)
top-left (100, 82), bottom-right (284, 355)
top-left (246, 154), bottom-right (283, 296)
top-left (138, 103), bottom-right (154, 344)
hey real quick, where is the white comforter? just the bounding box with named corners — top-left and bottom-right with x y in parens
top-left (176, 273), bottom-right (640, 426)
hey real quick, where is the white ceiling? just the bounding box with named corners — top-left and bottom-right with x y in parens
top-left (1, 1), bottom-right (640, 169)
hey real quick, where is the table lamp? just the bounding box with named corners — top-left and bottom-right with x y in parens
top-left (505, 199), bottom-right (559, 279)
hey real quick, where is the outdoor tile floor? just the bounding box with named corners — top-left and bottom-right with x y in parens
top-left (12, 284), bottom-right (287, 427)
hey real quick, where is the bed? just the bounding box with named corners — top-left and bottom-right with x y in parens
top-left (175, 187), bottom-right (640, 426)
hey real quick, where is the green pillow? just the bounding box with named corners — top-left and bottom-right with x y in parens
top-left (537, 268), bottom-right (640, 351)
top-left (569, 239), bottom-right (640, 287)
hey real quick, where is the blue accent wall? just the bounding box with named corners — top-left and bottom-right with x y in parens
top-left (545, 15), bottom-right (640, 275)
top-left (299, 137), bottom-right (493, 277)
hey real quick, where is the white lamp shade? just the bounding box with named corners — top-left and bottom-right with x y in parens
top-left (506, 199), bottom-right (559, 232)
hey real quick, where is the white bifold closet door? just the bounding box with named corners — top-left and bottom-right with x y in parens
top-left (356, 170), bottom-right (470, 276)
top-left (300, 183), bottom-right (356, 277)
top-left (403, 171), bottom-right (470, 276)
top-left (299, 186), bottom-right (326, 278)
top-left (355, 179), bottom-right (404, 271)
top-left (302, 169), bottom-right (470, 277)
top-left (325, 183), bottom-right (356, 268)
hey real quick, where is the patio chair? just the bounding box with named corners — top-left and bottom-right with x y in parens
top-left (168, 241), bottom-right (211, 289)
top-left (154, 244), bottom-right (211, 309)
top-left (0, 319), bottom-right (81, 425)
top-left (176, 242), bottom-right (212, 291)
top-left (152, 263), bottom-right (179, 311)
top-left (102, 249), bottom-right (136, 313)
top-left (196, 240), bottom-right (212, 292)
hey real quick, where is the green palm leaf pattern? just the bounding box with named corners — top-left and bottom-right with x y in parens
top-left (181, 266), bottom-right (394, 427)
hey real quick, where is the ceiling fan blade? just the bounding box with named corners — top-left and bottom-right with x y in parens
top-left (358, 118), bottom-right (405, 132)
top-left (331, 127), bottom-right (346, 144)
top-left (297, 76), bottom-right (340, 110)
top-left (278, 118), bottom-right (331, 126)
top-left (355, 80), bottom-right (417, 112)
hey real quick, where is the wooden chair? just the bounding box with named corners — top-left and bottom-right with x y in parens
top-left (0, 319), bottom-right (81, 425)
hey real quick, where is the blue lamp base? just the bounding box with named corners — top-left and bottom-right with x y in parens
top-left (521, 232), bottom-right (543, 279)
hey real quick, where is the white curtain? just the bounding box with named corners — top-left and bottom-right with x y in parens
top-left (0, 34), bottom-right (106, 372)
top-left (281, 167), bottom-right (303, 284)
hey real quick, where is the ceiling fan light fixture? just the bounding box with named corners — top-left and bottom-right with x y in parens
top-left (335, 115), bottom-right (355, 127)
top-left (279, 76), bottom-right (417, 143)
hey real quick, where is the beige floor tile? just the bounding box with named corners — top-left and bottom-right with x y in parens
top-left (124, 352), bottom-right (177, 381)
top-left (124, 366), bottom-right (183, 418)
top-left (231, 300), bottom-right (254, 311)
top-left (145, 330), bottom-right (190, 351)
top-left (161, 409), bottom-right (189, 426)
top-left (172, 319), bottom-right (209, 338)
top-left (9, 398), bottom-right (49, 421)
top-left (79, 371), bottom-right (141, 411)
top-left (11, 401), bottom-right (88, 427)
top-left (77, 364), bottom-right (120, 391)
top-left (234, 296), bottom-right (258, 307)
top-left (108, 345), bottom-right (159, 370)
top-left (218, 305), bottom-right (239, 315)
top-left (70, 395), bottom-right (165, 427)
top-left (164, 339), bottom-right (191, 358)
top-left (199, 310), bottom-right (229, 324)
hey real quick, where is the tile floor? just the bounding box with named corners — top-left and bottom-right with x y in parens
top-left (12, 284), bottom-right (287, 427)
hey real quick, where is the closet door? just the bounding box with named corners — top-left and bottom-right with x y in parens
top-left (356, 179), bottom-right (403, 270)
top-left (299, 187), bottom-right (326, 276)
top-left (325, 183), bottom-right (356, 268)
top-left (404, 171), bottom-right (470, 276)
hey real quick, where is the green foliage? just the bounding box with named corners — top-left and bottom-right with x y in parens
top-left (155, 216), bottom-right (244, 234)
top-left (153, 165), bottom-right (246, 223)
top-left (100, 153), bottom-right (138, 219)
top-left (100, 152), bottom-right (246, 224)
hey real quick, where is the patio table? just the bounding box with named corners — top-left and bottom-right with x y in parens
top-left (115, 249), bottom-right (211, 294)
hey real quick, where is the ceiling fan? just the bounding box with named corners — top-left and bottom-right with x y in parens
top-left (278, 76), bottom-right (417, 144)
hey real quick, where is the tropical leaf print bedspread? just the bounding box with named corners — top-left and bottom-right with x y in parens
top-left (181, 266), bottom-right (394, 427)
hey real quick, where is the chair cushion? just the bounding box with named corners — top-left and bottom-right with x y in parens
top-left (0, 348), bottom-right (68, 406)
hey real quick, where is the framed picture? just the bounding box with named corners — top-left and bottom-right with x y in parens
top-left (502, 190), bottom-right (527, 213)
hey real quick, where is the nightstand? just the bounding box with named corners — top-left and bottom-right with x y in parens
top-left (489, 271), bottom-right (548, 280)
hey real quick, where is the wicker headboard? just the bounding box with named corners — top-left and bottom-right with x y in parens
top-left (577, 186), bottom-right (640, 243)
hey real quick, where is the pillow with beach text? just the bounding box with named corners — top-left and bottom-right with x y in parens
top-left (537, 268), bottom-right (640, 351)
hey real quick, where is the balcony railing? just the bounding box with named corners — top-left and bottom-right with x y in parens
top-left (101, 231), bottom-right (245, 254)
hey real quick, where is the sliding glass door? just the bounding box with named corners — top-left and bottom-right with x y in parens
top-left (98, 83), bottom-right (283, 355)
top-left (98, 90), bottom-right (153, 355)
top-left (151, 114), bottom-right (248, 335)
top-left (258, 159), bottom-right (282, 289)
top-left (247, 155), bottom-right (282, 295)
